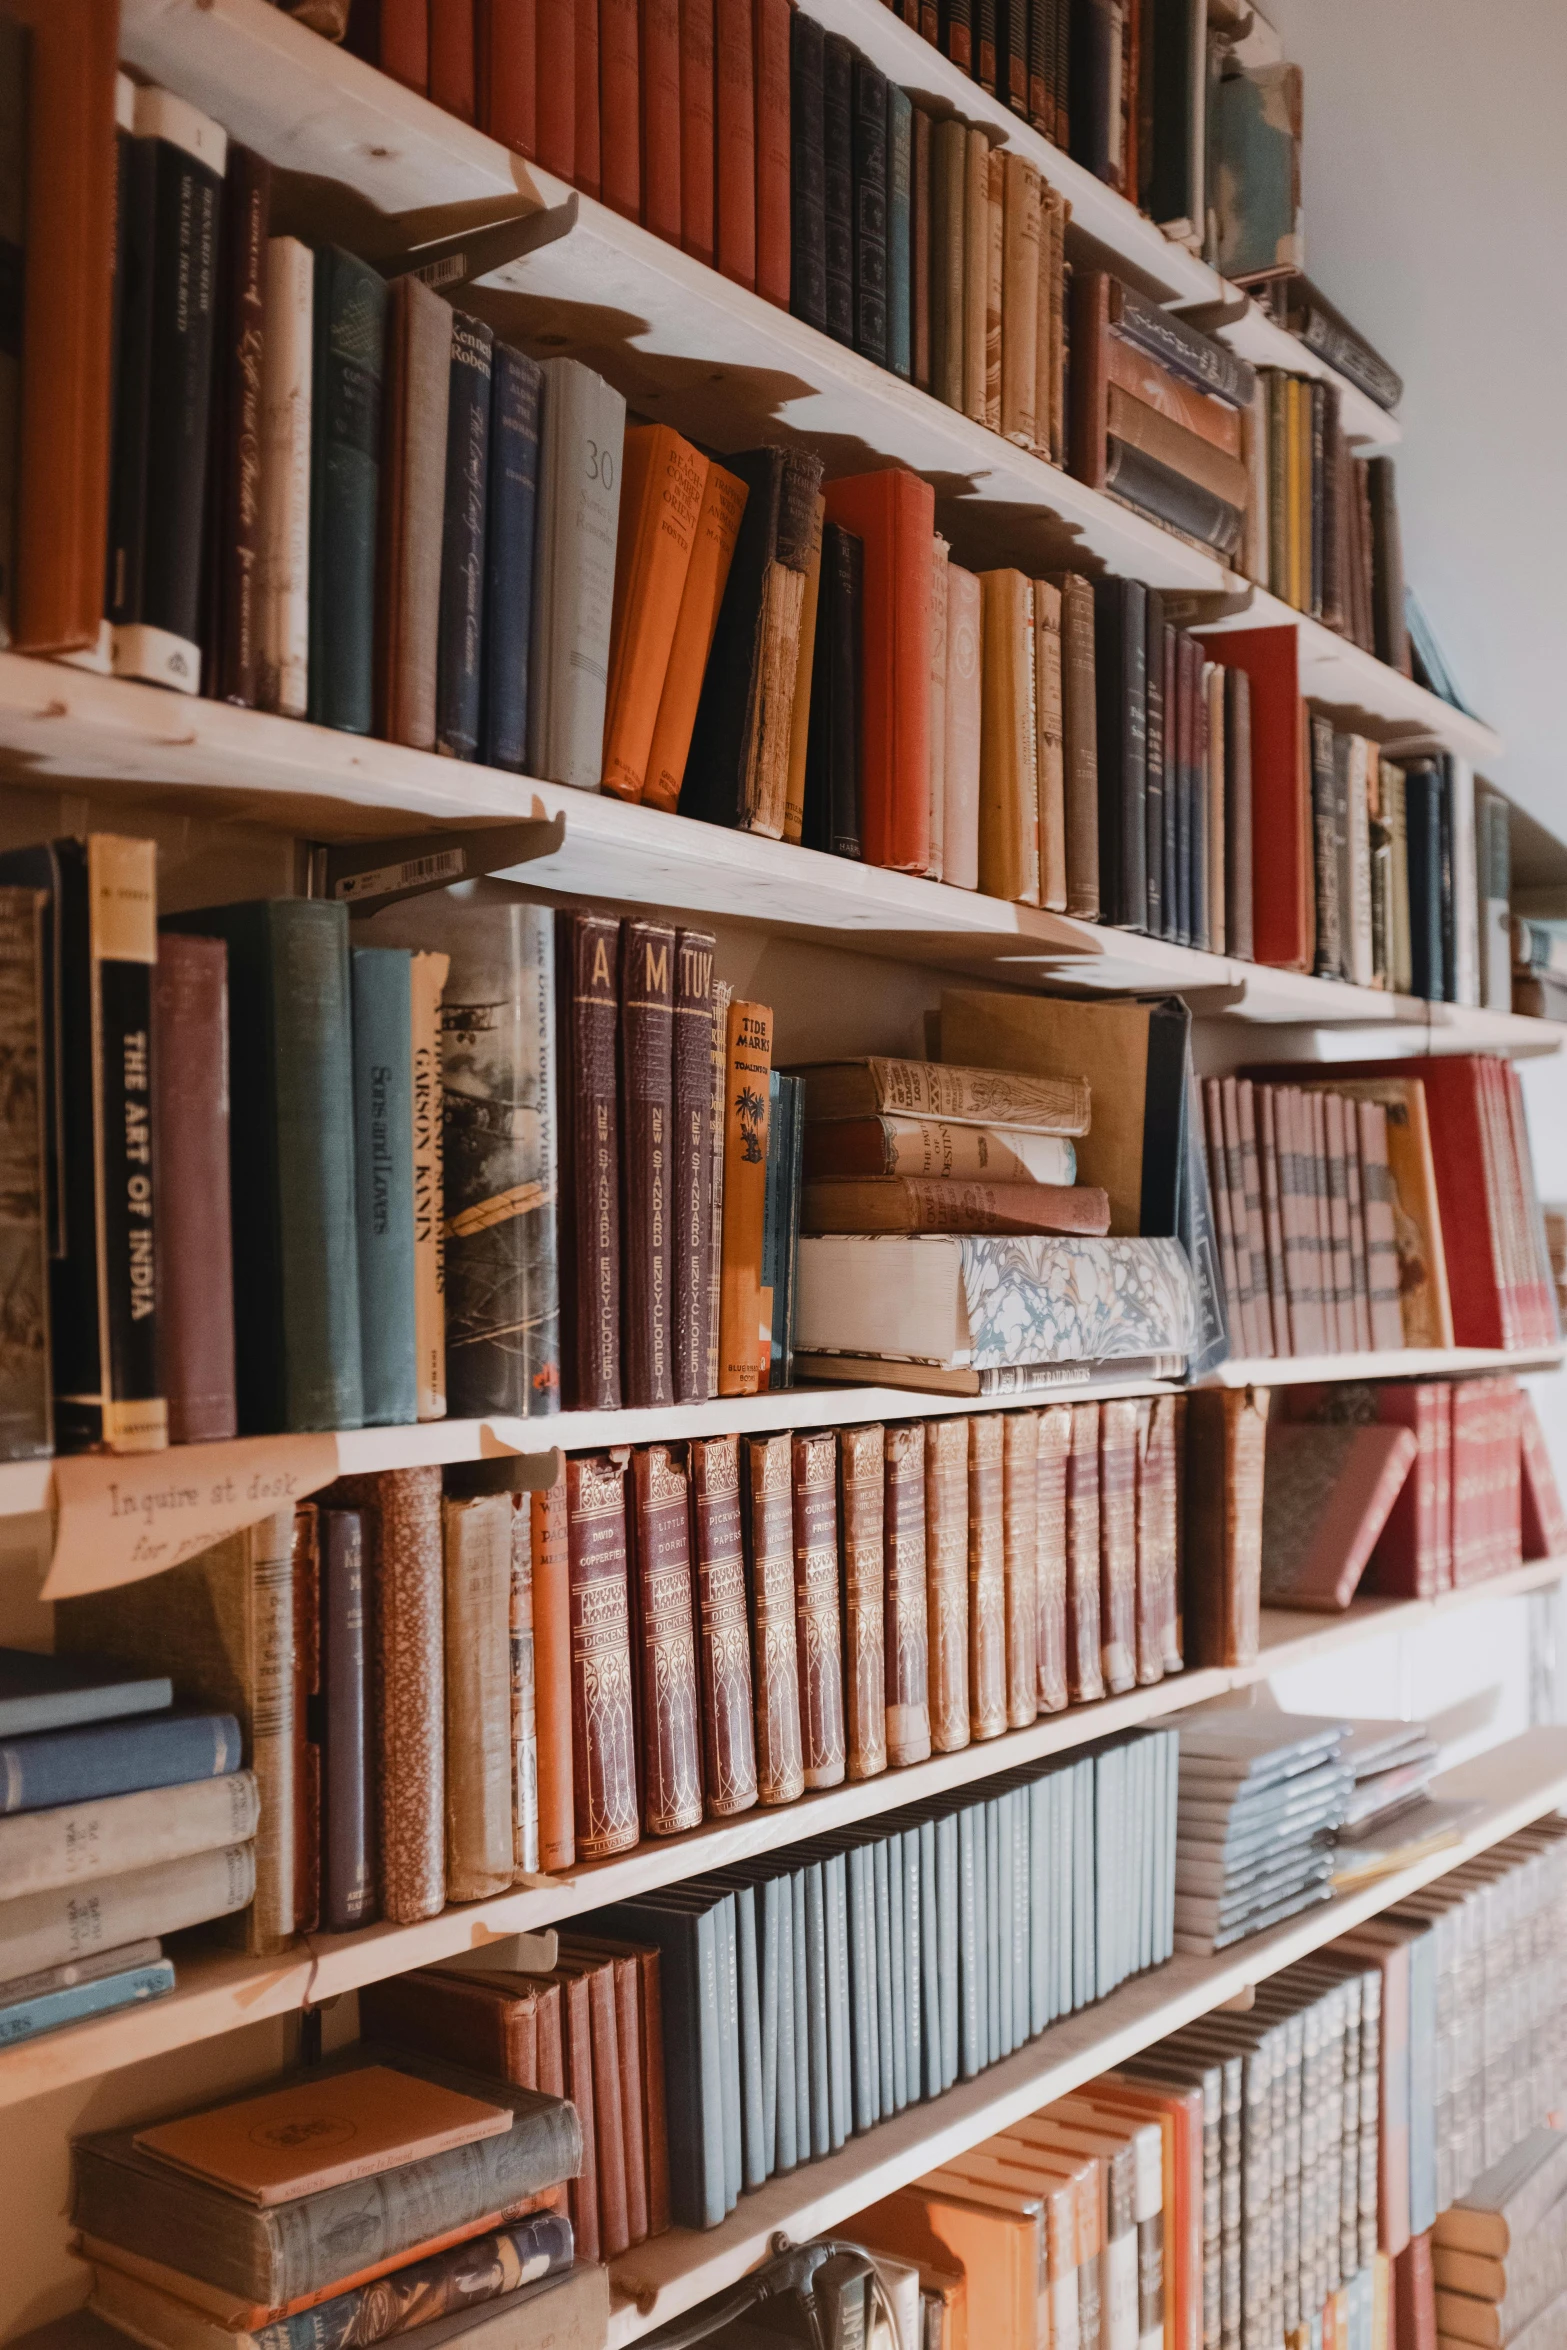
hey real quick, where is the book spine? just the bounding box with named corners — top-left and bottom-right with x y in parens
top-left (532, 1473), bottom-right (575, 1870)
top-left (718, 998), bottom-right (774, 1396)
top-left (1058, 573), bottom-right (1101, 920)
top-left (641, 0), bottom-right (681, 239)
top-left (985, 148), bottom-right (1004, 431)
top-left (258, 237), bottom-right (312, 719)
top-left (599, 0), bottom-right (641, 217)
top-left (1099, 1395), bottom-right (1139, 1693)
top-left (0, 1769), bottom-right (257, 1899)
top-left (408, 951), bottom-right (449, 1421)
top-left (691, 1433), bottom-right (759, 1815)
top-left (0, 20), bottom-right (25, 652)
top-left (1036, 1402), bottom-right (1071, 1709)
top-left (0, 1957), bottom-right (176, 2046)
top-left (482, 342), bottom-right (540, 772)
top-left (527, 358), bottom-right (626, 791)
top-left (924, 1415), bottom-right (970, 1751)
top-left (673, 931), bottom-right (716, 1403)
top-left (350, 948), bottom-right (418, 1428)
top-left (206, 144), bottom-right (269, 707)
top-left (838, 1422), bottom-right (889, 1780)
top-left (0, 888), bottom-right (50, 1459)
top-left (1067, 1400), bottom-right (1105, 1701)
top-left (575, 0), bottom-right (601, 195)
top-left (883, 1422), bottom-right (932, 1767)
top-left (680, 0), bottom-right (716, 266)
top-left (320, 1506), bottom-right (375, 1930)
top-left (292, 1504), bottom-right (320, 1932)
top-left (631, 1445), bottom-right (704, 1833)
top-left (789, 12), bottom-right (827, 332)
top-left (706, 979), bottom-right (731, 1397)
top-left (152, 933), bottom-right (235, 1444)
top-left (1002, 1409), bottom-right (1040, 1729)
top-left (0, 1845), bottom-right (253, 1981)
top-left (566, 1453), bottom-right (640, 1858)
top-left (376, 274), bottom-right (448, 753)
top-left (887, 85), bottom-right (912, 380)
top-left (308, 246), bottom-right (388, 736)
top-left (967, 1413), bottom-right (1007, 1738)
top-left (821, 34), bottom-right (854, 346)
top-left (361, 1466), bottom-right (446, 1923)
top-left (435, 311), bottom-right (492, 758)
top-left (558, 911), bottom-right (622, 1413)
top-left (619, 921), bottom-right (677, 1407)
top-left (745, 1431), bottom-right (805, 1804)
top-left (754, 0), bottom-right (791, 307)
top-left (791, 1432), bottom-right (846, 1788)
top-left (715, 0), bottom-right (756, 287)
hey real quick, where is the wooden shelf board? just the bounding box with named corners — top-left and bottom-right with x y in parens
top-left (601, 1726), bottom-right (1567, 2344)
top-left (1203, 593), bottom-right (1502, 763)
top-left (1216, 302), bottom-right (1401, 451)
top-left (2, 1567), bottom-right (1560, 2109)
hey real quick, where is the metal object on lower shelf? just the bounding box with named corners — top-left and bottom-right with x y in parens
top-left (638, 2238), bottom-right (892, 2350)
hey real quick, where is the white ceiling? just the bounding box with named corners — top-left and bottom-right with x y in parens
top-left (1261, 0), bottom-right (1567, 847)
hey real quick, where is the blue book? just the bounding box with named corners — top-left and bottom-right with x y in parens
top-left (349, 946), bottom-right (417, 1427)
top-left (587, 1891), bottom-right (728, 2229)
top-left (0, 1957), bottom-right (175, 2046)
top-left (0, 1650), bottom-right (171, 1738)
top-left (885, 85), bottom-right (912, 381)
top-left (0, 1710), bottom-right (241, 1815)
top-left (483, 342), bottom-right (542, 772)
top-left (436, 310), bottom-right (494, 759)
top-left (1405, 761), bottom-right (1445, 1002)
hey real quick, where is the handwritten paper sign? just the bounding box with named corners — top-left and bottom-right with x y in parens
top-left (44, 1435), bottom-right (341, 1599)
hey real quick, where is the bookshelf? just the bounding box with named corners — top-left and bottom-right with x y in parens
top-left (0, 1552), bottom-right (1560, 2113)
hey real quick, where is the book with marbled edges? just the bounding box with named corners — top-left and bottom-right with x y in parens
top-left (565, 1453), bottom-right (640, 1858)
top-left (838, 1423), bottom-right (887, 1781)
top-left (691, 1434), bottom-right (759, 1817)
top-left (744, 1432), bottom-right (804, 1805)
top-left (630, 1445), bottom-right (703, 1835)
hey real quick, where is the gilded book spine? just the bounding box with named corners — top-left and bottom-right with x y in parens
top-left (532, 1474), bottom-right (575, 1872)
top-left (1099, 1397), bottom-right (1139, 1695)
top-left (745, 1432), bottom-right (805, 1804)
top-left (792, 1431), bottom-right (846, 1788)
top-left (838, 1422), bottom-right (888, 1781)
top-left (705, 980), bottom-right (732, 1398)
top-left (673, 929), bottom-right (716, 1402)
top-left (1036, 1403), bottom-right (1070, 1711)
top-left (691, 1434), bottom-right (759, 1816)
top-left (1002, 1409), bottom-right (1040, 1730)
top-left (566, 1453), bottom-right (640, 1858)
top-left (924, 1416), bottom-right (970, 1751)
top-left (353, 1465), bottom-right (445, 1924)
top-left (410, 951), bottom-right (449, 1421)
top-left (510, 1493), bottom-right (539, 1874)
top-left (0, 888), bottom-right (49, 1460)
top-left (1067, 1401), bottom-right (1104, 1702)
top-left (557, 911), bottom-right (621, 1412)
top-left (718, 999), bottom-right (774, 1396)
top-left (967, 1414), bottom-right (1007, 1739)
top-left (619, 920), bottom-right (676, 1408)
top-left (442, 1491), bottom-right (515, 1902)
top-left (631, 1445), bottom-right (704, 1835)
top-left (883, 1422), bottom-right (931, 1767)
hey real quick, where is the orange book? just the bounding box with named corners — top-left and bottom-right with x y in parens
top-left (536, 0), bottom-right (576, 176)
top-left (643, 460), bottom-right (749, 812)
top-left (718, 998), bottom-right (774, 1397)
top-left (575, 0), bottom-right (601, 195)
top-left (9, 0), bottom-right (117, 655)
top-left (641, 0), bottom-right (683, 242)
top-left (753, 0), bottom-right (792, 308)
top-left (853, 2182), bottom-right (1036, 2350)
top-left (820, 471), bottom-right (935, 873)
top-left (949, 2141), bottom-right (1083, 2350)
top-left (715, 0), bottom-right (756, 287)
top-left (531, 1471), bottom-right (575, 1873)
top-left (680, 0), bottom-right (718, 266)
top-left (134, 2066), bottom-right (511, 2206)
top-left (602, 426), bottom-right (709, 802)
top-left (599, 0), bottom-right (642, 219)
top-left (1090, 2076), bottom-right (1205, 2350)
top-left (478, 0), bottom-right (535, 156)
top-left (1194, 624), bottom-right (1310, 972)
top-left (429, 0), bottom-right (478, 120)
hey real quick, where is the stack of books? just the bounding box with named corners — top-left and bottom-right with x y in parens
top-left (73, 2052), bottom-right (596, 2350)
top-left (0, 1650), bottom-right (258, 2046)
top-left (1431, 2129), bottom-right (1567, 2350)
top-left (1330, 1720), bottom-right (1474, 1895)
top-left (1173, 1706), bottom-right (1353, 1952)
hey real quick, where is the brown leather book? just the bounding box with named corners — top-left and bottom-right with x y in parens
top-left (962, 127), bottom-right (989, 425)
top-left (359, 1966), bottom-right (541, 2089)
top-left (802, 1177), bottom-right (1109, 1236)
top-left (754, 0), bottom-right (791, 307)
top-left (619, 921), bottom-right (677, 1407)
top-left (556, 911), bottom-right (621, 1413)
top-left (1000, 154), bottom-right (1040, 448)
top-left (153, 936), bottom-right (237, 1444)
top-left (291, 1504), bottom-right (321, 1933)
top-left (745, 1431), bottom-right (805, 1805)
top-left (838, 1423), bottom-right (888, 1782)
top-left (931, 118), bottom-right (966, 413)
top-left (375, 275), bottom-right (451, 750)
top-left (1036, 1404), bottom-right (1070, 1712)
top-left (536, 0), bottom-right (575, 175)
top-left (599, 0), bottom-right (641, 218)
top-left (531, 1474), bottom-right (574, 1873)
top-left (442, 1492), bottom-right (516, 1902)
top-left (335, 1467), bottom-right (446, 1923)
top-left (1396, 2234), bottom-right (1438, 2350)
top-left (792, 1431), bottom-right (847, 1789)
top-left (1001, 1411), bottom-right (1040, 1731)
top-left (1066, 1402), bottom-right (1104, 1703)
top-left (689, 1433), bottom-right (759, 1816)
top-left (429, 0), bottom-right (477, 118)
top-left (558, 1940), bottom-right (646, 2244)
top-left (977, 568), bottom-right (1041, 909)
top-left (640, 0), bottom-right (681, 240)
top-left (644, 461), bottom-right (749, 815)
top-left (912, 104), bottom-right (933, 393)
top-left (9, 0), bottom-right (117, 653)
top-left (508, 1492), bottom-right (537, 1874)
top-left (924, 1416), bottom-right (971, 1752)
top-left (679, 0), bottom-right (717, 267)
top-left (629, 1445), bottom-right (704, 1835)
top-left (575, 0), bottom-right (601, 195)
top-left (1048, 573), bottom-right (1101, 920)
top-left (561, 1931), bottom-right (669, 2239)
top-left (553, 1952), bottom-right (629, 2257)
top-left (1034, 580), bottom-right (1067, 915)
top-left (1259, 1420), bottom-right (1418, 1611)
top-left (1131, 1397), bottom-right (1170, 1685)
top-left (673, 931), bottom-right (716, 1403)
top-left (1182, 1387), bottom-right (1269, 1667)
top-left (556, 1964), bottom-right (601, 2260)
top-left (984, 146), bottom-right (1004, 432)
top-left (883, 1423), bottom-right (931, 1767)
top-left (967, 1414), bottom-right (1007, 1740)
top-left (1098, 1399), bottom-right (1139, 1696)
top-left (566, 1454), bottom-right (641, 1859)
top-left (719, 999), bottom-right (774, 1396)
top-left (714, 0), bottom-right (756, 287)
top-left (203, 146), bottom-right (270, 708)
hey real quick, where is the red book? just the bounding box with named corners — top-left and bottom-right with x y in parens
top-left (576, 0), bottom-right (601, 195)
top-left (1363, 1380), bottom-right (1451, 1599)
top-left (536, 0), bottom-right (576, 175)
top-left (1259, 1421), bottom-right (1417, 1611)
top-left (680, 0), bottom-right (717, 265)
top-left (714, 0), bottom-right (756, 287)
top-left (429, 0), bottom-right (478, 118)
top-left (640, 0), bottom-right (683, 243)
top-left (478, 0), bottom-right (536, 155)
top-left (752, 0), bottom-right (791, 309)
top-left (599, 0), bottom-right (642, 218)
top-left (1195, 625), bottom-right (1311, 974)
top-left (378, 0), bottom-right (430, 90)
top-left (1394, 2235), bottom-right (1437, 2350)
top-left (820, 470), bottom-right (935, 873)
top-left (1521, 1389), bottom-right (1567, 1559)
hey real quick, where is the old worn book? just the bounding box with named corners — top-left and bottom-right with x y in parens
top-left (1183, 1388), bottom-right (1269, 1666)
top-left (1520, 1394), bottom-right (1567, 1560)
top-left (375, 273), bottom-right (451, 750)
top-left (673, 932), bottom-right (717, 1403)
top-left (1433, 2130), bottom-right (1567, 2258)
top-left (978, 567), bottom-right (1041, 906)
top-left (1050, 571), bottom-right (1100, 920)
top-left (630, 1446), bottom-right (704, 1836)
top-left (304, 244), bottom-right (386, 733)
top-left (1000, 153), bottom-right (1041, 447)
top-left (257, 236), bottom-right (312, 718)
top-left (318, 1511), bottom-right (371, 1926)
top-left (349, 948), bottom-right (418, 1428)
top-left (0, 1844), bottom-right (252, 1980)
top-left (1002, 1412), bottom-right (1040, 1730)
top-left (442, 1493), bottom-right (515, 1902)
top-left (967, 1415), bottom-right (1007, 1740)
top-left (944, 563), bottom-right (983, 892)
top-left (1036, 1403), bottom-right (1071, 1711)
top-left (838, 1423), bottom-right (889, 1781)
top-left (1098, 1398), bottom-right (1138, 1695)
top-left (531, 1477), bottom-right (574, 1874)
top-left (804, 1117), bottom-right (1076, 1185)
top-left (718, 999), bottom-right (774, 1397)
top-left (821, 468), bottom-right (935, 873)
top-left (200, 143), bottom-right (269, 707)
top-left (152, 934), bottom-right (236, 1444)
top-left (784, 493), bottom-right (828, 847)
top-left (745, 1432), bottom-right (805, 1805)
top-left (803, 520), bottom-right (864, 860)
top-left (1260, 1422), bottom-right (1418, 1611)
top-left (883, 1424), bottom-right (931, 1766)
top-left (620, 920), bottom-right (677, 1408)
top-left (565, 1454), bottom-right (640, 1859)
top-left (924, 1416), bottom-right (970, 1751)
top-left (792, 1431), bottom-right (847, 1788)
top-left (801, 1175), bottom-right (1108, 1237)
top-left (0, 1772), bottom-right (254, 1901)
top-left (554, 911), bottom-right (620, 1413)
top-left (1066, 1401), bottom-right (1104, 1703)
top-left (602, 425), bottom-right (708, 802)
top-left (926, 533), bottom-right (949, 879)
top-left (0, 890), bottom-right (49, 1460)
top-left (794, 1058), bottom-right (1089, 1134)
top-left (527, 359), bottom-right (626, 789)
top-left (434, 311), bottom-right (492, 759)
top-left (691, 1434), bottom-right (759, 1817)
top-left (1137, 1393), bottom-right (1183, 1680)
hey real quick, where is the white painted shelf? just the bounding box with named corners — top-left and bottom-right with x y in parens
top-left (601, 1725), bottom-right (1567, 2342)
top-left (1204, 1344), bottom-right (1565, 1390)
top-left (2, 1558), bottom-right (1559, 2111)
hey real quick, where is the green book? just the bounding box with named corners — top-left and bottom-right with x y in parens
top-left (308, 245), bottom-right (387, 736)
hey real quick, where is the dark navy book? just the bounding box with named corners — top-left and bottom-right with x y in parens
top-left (482, 341), bottom-right (542, 773)
top-left (436, 310), bottom-right (494, 759)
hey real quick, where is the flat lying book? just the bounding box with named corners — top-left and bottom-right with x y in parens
top-left (795, 1350), bottom-right (1186, 1398)
top-left (133, 2065), bottom-right (514, 2206)
top-left (0, 1650), bottom-right (173, 1738)
top-left (1331, 1797), bottom-right (1481, 1892)
top-left (802, 1116), bottom-right (1078, 1185)
top-left (800, 1176), bottom-right (1111, 1236)
top-left (789, 1057), bottom-right (1091, 1134)
top-left (0, 1956), bottom-right (175, 2048)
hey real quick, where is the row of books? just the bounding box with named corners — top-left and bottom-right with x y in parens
top-left (1236, 375), bottom-right (1408, 667)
